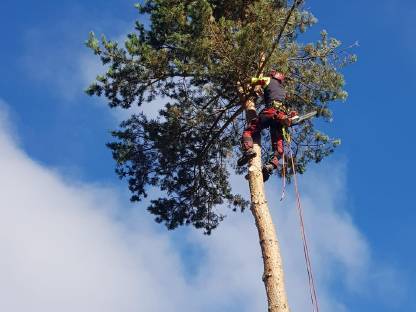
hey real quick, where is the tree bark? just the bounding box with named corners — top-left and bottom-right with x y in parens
top-left (245, 99), bottom-right (290, 312)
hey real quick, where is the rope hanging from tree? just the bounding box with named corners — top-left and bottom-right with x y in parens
top-left (282, 130), bottom-right (320, 312)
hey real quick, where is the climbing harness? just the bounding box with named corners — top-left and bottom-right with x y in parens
top-left (271, 100), bottom-right (286, 111)
top-left (281, 127), bottom-right (320, 312)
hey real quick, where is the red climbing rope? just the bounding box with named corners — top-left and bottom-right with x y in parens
top-left (287, 144), bottom-right (320, 312)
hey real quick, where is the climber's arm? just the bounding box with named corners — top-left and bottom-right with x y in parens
top-left (251, 76), bottom-right (271, 88)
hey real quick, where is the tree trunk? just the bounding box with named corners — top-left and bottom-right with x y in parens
top-left (245, 99), bottom-right (290, 312)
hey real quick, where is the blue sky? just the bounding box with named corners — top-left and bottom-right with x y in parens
top-left (0, 0), bottom-right (415, 311)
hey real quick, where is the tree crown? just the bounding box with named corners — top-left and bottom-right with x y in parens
top-left (86, 0), bottom-right (355, 234)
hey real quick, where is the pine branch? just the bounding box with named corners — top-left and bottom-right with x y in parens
top-left (258, 0), bottom-right (303, 76)
top-left (197, 106), bottom-right (245, 161)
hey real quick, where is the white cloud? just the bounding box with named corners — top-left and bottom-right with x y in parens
top-left (0, 100), bottom-right (401, 312)
top-left (267, 165), bottom-right (367, 311)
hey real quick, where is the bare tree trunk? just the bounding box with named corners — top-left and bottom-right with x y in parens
top-left (245, 99), bottom-right (290, 312)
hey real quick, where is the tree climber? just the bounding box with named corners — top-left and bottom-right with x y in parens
top-left (237, 70), bottom-right (298, 182)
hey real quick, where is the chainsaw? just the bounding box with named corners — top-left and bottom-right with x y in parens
top-left (289, 110), bottom-right (317, 126)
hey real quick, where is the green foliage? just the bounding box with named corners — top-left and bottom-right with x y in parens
top-left (86, 0), bottom-right (355, 234)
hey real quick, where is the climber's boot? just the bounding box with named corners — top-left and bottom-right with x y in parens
top-left (262, 163), bottom-right (277, 182)
top-left (237, 148), bottom-right (257, 167)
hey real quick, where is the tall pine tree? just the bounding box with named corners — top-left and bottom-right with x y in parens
top-left (86, 1), bottom-right (354, 310)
